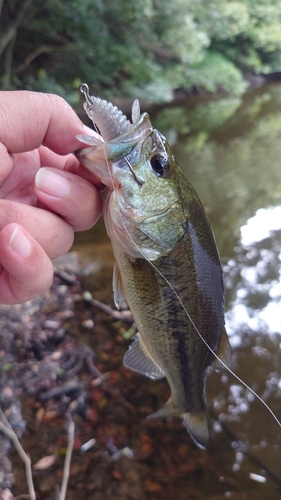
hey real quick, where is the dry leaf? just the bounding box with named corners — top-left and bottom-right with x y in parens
top-left (33, 454), bottom-right (56, 470)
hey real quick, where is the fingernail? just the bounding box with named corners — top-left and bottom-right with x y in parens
top-left (35, 168), bottom-right (70, 197)
top-left (83, 125), bottom-right (103, 141)
top-left (83, 125), bottom-right (95, 135)
top-left (9, 226), bottom-right (32, 257)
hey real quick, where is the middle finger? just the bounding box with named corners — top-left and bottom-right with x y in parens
top-left (33, 167), bottom-right (103, 231)
top-left (0, 200), bottom-right (74, 259)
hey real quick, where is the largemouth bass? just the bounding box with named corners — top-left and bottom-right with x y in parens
top-left (75, 84), bottom-right (231, 449)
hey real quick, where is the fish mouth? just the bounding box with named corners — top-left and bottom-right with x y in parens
top-left (74, 146), bottom-right (92, 161)
top-left (75, 88), bottom-right (153, 188)
top-left (74, 144), bottom-right (117, 188)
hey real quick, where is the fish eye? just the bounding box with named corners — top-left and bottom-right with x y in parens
top-left (150, 154), bottom-right (170, 177)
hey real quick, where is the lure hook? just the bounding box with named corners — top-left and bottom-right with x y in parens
top-left (124, 157), bottom-right (144, 187)
top-left (79, 83), bottom-right (92, 106)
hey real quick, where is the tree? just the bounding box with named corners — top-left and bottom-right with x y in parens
top-left (1, 0), bottom-right (281, 103)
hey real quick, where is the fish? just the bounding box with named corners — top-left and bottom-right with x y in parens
top-left (75, 83), bottom-right (231, 449)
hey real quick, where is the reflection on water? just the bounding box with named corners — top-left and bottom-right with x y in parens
top-left (153, 83), bottom-right (281, 257)
top-left (75, 83), bottom-right (281, 498)
top-left (217, 204), bottom-right (281, 492)
top-left (225, 207), bottom-right (281, 341)
top-left (240, 207), bottom-right (281, 246)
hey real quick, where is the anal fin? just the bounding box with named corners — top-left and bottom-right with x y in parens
top-left (123, 333), bottom-right (165, 380)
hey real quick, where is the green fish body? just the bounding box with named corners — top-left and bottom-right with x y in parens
top-left (75, 85), bottom-right (231, 449)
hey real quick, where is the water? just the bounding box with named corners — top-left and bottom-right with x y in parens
top-left (74, 83), bottom-right (281, 499)
top-left (153, 84), bottom-right (281, 496)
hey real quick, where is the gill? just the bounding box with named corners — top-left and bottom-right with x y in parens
top-left (79, 84), bottom-right (281, 429)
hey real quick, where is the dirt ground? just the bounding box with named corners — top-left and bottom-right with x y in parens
top-left (0, 248), bottom-right (280, 500)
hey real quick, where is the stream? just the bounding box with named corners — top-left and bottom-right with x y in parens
top-left (1, 82), bottom-right (281, 500)
top-left (75, 82), bottom-right (281, 499)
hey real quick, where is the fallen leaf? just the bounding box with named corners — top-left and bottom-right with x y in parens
top-left (33, 454), bottom-right (56, 470)
top-left (145, 480), bottom-right (163, 493)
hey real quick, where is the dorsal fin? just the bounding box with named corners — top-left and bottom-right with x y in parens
top-left (132, 99), bottom-right (140, 124)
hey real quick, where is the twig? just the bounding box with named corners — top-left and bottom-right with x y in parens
top-left (39, 382), bottom-right (84, 402)
top-left (53, 266), bottom-right (77, 285)
top-left (15, 45), bottom-right (62, 74)
top-left (59, 420), bottom-right (75, 500)
top-left (0, 410), bottom-right (36, 500)
top-left (85, 353), bottom-right (102, 379)
top-left (83, 293), bottom-right (134, 323)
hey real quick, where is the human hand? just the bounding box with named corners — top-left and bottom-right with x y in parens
top-left (0, 91), bottom-right (103, 304)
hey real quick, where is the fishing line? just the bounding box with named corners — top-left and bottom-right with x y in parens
top-left (85, 94), bottom-right (281, 429)
top-left (120, 216), bottom-right (281, 428)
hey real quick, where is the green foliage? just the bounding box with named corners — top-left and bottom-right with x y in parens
top-left (151, 83), bottom-right (281, 255)
top-left (191, 1), bottom-right (250, 40)
top-left (154, 96), bottom-right (242, 137)
top-left (183, 52), bottom-right (247, 95)
top-left (1, 0), bottom-right (281, 102)
top-left (24, 69), bottom-right (81, 106)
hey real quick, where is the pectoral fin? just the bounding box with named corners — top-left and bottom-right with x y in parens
top-left (113, 263), bottom-right (126, 309)
top-left (123, 333), bottom-right (165, 380)
top-left (212, 327), bottom-right (232, 371)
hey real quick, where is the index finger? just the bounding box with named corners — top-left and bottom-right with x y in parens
top-left (0, 90), bottom-right (87, 155)
top-left (39, 146), bottom-right (104, 188)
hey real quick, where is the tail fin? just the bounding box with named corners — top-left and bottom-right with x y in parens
top-left (147, 398), bottom-right (209, 449)
top-left (181, 411), bottom-right (209, 450)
